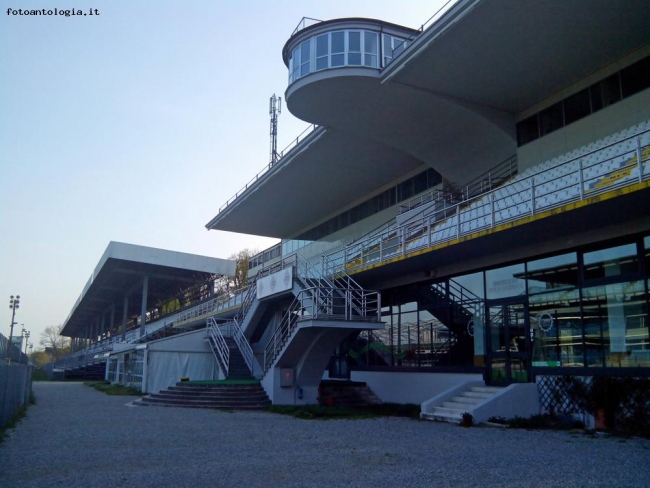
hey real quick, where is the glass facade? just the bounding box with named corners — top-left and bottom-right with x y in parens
top-left (282, 168), bottom-right (441, 256)
top-left (516, 55), bottom-right (650, 146)
top-left (349, 235), bottom-right (650, 377)
top-left (289, 30), bottom-right (409, 83)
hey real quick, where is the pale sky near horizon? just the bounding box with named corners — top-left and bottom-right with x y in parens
top-left (1, 0), bottom-right (449, 349)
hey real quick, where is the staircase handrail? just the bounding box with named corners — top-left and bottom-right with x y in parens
top-left (262, 285), bottom-right (380, 372)
top-left (434, 278), bottom-right (482, 306)
top-left (234, 270), bottom-right (261, 325)
top-left (207, 317), bottom-right (230, 377)
top-left (230, 318), bottom-right (256, 377)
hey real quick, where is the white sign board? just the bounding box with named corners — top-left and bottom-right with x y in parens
top-left (257, 267), bottom-right (293, 299)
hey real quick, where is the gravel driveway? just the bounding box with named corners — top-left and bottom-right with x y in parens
top-left (1, 382), bottom-right (649, 488)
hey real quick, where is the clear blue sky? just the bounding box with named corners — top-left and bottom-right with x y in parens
top-left (1, 0), bottom-right (449, 348)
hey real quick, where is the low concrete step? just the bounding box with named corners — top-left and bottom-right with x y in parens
top-left (450, 396), bottom-right (481, 405)
top-left (133, 382), bottom-right (270, 410)
top-left (441, 401), bottom-right (474, 410)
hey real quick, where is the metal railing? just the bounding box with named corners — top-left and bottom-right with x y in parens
top-left (291, 16), bottom-right (324, 36)
top-left (325, 127), bottom-right (650, 275)
top-left (262, 284), bottom-right (380, 372)
top-left (386, 0), bottom-right (460, 67)
top-left (218, 124), bottom-right (321, 214)
top-left (207, 317), bottom-right (230, 377)
top-left (398, 155), bottom-right (518, 215)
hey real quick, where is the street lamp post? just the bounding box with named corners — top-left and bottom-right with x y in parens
top-left (7, 295), bottom-right (20, 362)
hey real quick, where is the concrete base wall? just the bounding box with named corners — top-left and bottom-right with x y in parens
top-left (472, 384), bottom-right (540, 423)
top-left (351, 371), bottom-right (483, 404)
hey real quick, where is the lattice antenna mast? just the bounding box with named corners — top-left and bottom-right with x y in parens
top-left (269, 94), bottom-right (281, 165)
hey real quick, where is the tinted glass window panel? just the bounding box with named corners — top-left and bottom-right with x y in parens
top-left (621, 56), bottom-right (650, 98)
top-left (583, 243), bottom-right (639, 281)
top-left (582, 281), bottom-right (648, 368)
top-left (529, 289), bottom-right (581, 367)
top-left (538, 102), bottom-right (564, 136)
top-left (348, 31), bottom-right (361, 51)
top-left (364, 32), bottom-right (378, 67)
top-left (590, 83), bottom-right (603, 112)
top-left (516, 115), bottom-right (539, 146)
top-left (453, 272), bottom-right (485, 299)
top-left (527, 253), bottom-right (578, 294)
top-left (348, 53), bottom-right (362, 65)
top-left (300, 40), bottom-right (311, 76)
top-left (413, 171), bottom-right (429, 194)
top-left (316, 35), bottom-right (328, 57)
top-left (315, 35), bottom-right (329, 70)
top-left (601, 73), bottom-right (621, 107)
top-left (364, 54), bottom-right (378, 67)
top-left (331, 32), bottom-right (344, 66)
top-left (486, 264), bottom-right (526, 299)
top-left (564, 88), bottom-right (591, 125)
top-left (382, 35), bottom-right (393, 65)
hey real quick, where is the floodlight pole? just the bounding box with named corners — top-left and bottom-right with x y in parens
top-left (7, 295), bottom-right (20, 362)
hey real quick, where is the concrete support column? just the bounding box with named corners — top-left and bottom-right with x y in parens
top-left (121, 296), bottom-right (129, 341)
top-left (140, 275), bottom-right (149, 338)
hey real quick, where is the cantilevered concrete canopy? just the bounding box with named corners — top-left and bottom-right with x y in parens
top-left (208, 0), bottom-right (650, 240)
top-left (61, 242), bottom-right (235, 338)
top-left (207, 126), bottom-right (424, 238)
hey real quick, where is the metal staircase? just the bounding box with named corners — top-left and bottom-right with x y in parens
top-left (206, 252), bottom-right (380, 381)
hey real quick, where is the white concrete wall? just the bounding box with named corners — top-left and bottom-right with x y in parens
top-left (351, 371), bottom-right (482, 404)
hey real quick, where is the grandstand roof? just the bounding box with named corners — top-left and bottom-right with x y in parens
top-left (61, 242), bottom-right (235, 338)
top-left (208, 0), bottom-right (650, 238)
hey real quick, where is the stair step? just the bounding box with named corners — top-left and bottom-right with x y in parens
top-left (134, 383), bottom-right (271, 410)
top-left (462, 391), bottom-right (494, 399)
top-left (450, 396), bottom-right (481, 405)
top-left (441, 401), bottom-right (474, 410)
top-left (470, 386), bottom-right (503, 394)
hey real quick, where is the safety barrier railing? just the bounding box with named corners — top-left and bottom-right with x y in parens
top-left (325, 127), bottom-right (650, 275)
top-left (262, 284), bottom-right (380, 372)
top-left (207, 317), bottom-right (230, 377)
top-left (386, 0), bottom-right (460, 67)
top-left (218, 124), bottom-right (321, 214)
top-left (398, 155), bottom-right (518, 215)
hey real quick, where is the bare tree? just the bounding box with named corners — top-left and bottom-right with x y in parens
top-left (214, 248), bottom-right (256, 297)
top-left (40, 324), bottom-right (71, 361)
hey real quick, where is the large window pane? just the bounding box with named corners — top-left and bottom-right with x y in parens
top-left (331, 31), bottom-right (344, 67)
top-left (315, 34), bottom-right (329, 71)
top-left (564, 88), bottom-right (591, 125)
top-left (300, 40), bottom-right (311, 77)
top-left (530, 289), bottom-right (582, 367)
top-left (600, 73), bottom-right (621, 107)
top-left (582, 281), bottom-right (649, 367)
top-left (516, 115), bottom-right (539, 146)
top-left (527, 253), bottom-right (578, 294)
top-left (348, 31), bottom-right (361, 65)
top-left (364, 31), bottom-right (378, 67)
top-left (539, 101), bottom-right (564, 136)
top-left (621, 56), bottom-right (650, 98)
top-left (583, 243), bottom-right (638, 281)
top-left (486, 264), bottom-right (526, 299)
